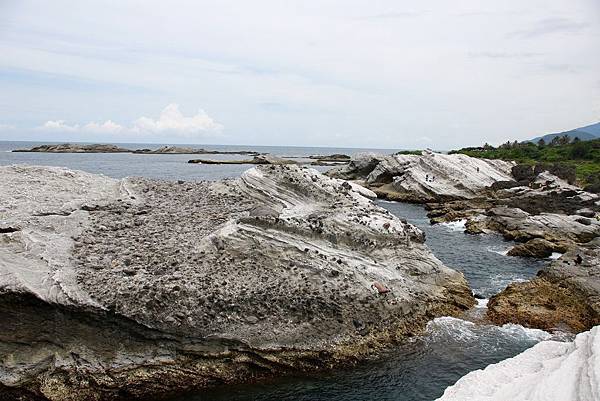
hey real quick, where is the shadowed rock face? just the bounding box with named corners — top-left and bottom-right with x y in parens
top-left (0, 165), bottom-right (474, 401)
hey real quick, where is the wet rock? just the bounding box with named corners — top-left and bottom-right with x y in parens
top-left (506, 238), bottom-right (567, 258)
top-left (488, 238), bottom-right (600, 333)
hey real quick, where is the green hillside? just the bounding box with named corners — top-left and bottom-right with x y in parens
top-left (451, 137), bottom-right (600, 191)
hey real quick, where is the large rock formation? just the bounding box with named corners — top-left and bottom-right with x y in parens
top-left (436, 325), bottom-right (599, 401)
top-left (327, 151), bottom-right (514, 202)
top-left (12, 143), bottom-right (262, 156)
top-left (487, 238), bottom-right (600, 333)
top-left (329, 152), bottom-right (600, 255)
top-left (133, 146), bottom-right (259, 155)
top-left (188, 154), bottom-right (297, 165)
top-left (13, 143), bottom-right (131, 153)
top-left (426, 168), bottom-right (600, 256)
top-left (0, 165), bottom-right (474, 400)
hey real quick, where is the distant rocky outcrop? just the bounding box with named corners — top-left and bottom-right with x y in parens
top-left (13, 143), bottom-right (131, 153)
top-left (436, 325), bottom-right (600, 401)
top-left (0, 164), bottom-right (473, 400)
top-left (487, 238), bottom-right (600, 333)
top-left (134, 146), bottom-right (259, 155)
top-left (13, 143), bottom-right (261, 156)
top-left (188, 154), bottom-right (297, 165)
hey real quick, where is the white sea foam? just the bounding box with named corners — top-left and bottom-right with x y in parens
top-left (487, 245), bottom-right (509, 256)
top-left (498, 323), bottom-right (552, 342)
top-left (440, 219), bottom-right (467, 232)
top-left (549, 252), bottom-right (563, 260)
top-left (426, 316), bottom-right (553, 344)
top-left (475, 298), bottom-right (489, 308)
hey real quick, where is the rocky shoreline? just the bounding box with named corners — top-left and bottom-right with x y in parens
top-left (0, 164), bottom-right (473, 400)
top-left (3, 150), bottom-right (599, 400)
top-left (328, 151), bottom-right (600, 334)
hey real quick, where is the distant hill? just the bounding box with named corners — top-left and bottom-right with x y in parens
top-left (531, 122), bottom-right (600, 143)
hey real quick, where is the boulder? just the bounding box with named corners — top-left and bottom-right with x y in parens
top-left (487, 238), bottom-right (600, 333)
top-left (326, 153), bottom-right (385, 180)
top-left (507, 238), bottom-right (567, 258)
top-left (0, 165), bottom-right (474, 400)
top-left (511, 164), bottom-right (536, 182)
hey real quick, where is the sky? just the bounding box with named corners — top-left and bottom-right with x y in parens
top-left (0, 0), bottom-right (599, 149)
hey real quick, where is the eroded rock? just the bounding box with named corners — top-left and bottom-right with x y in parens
top-left (0, 165), bottom-right (474, 400)
top-left (328, 151), bottom-right (514, 202)
top-left (487, 238), bottom-right (600, 333)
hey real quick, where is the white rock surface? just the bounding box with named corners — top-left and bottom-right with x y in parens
top-left (436, 325), bottom-right (600, 401)
top-left (328, 151), bottom-right (514, 202)
top-left (375, 151), bottom-right (513, 201)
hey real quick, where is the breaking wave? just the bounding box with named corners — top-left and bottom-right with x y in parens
top-left (439, 219), bottom-right (467, 232)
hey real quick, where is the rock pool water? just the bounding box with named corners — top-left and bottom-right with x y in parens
top-left (172, 201), bottom-right (557, 401)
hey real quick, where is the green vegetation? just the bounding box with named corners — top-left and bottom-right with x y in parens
top-left (395, 150), bottom-right (423, 155)
top-left (450, 136), bottom-right (600, 186)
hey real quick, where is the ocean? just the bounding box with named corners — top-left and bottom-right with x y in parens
top-left (0, 141), bottom-right (400, 181)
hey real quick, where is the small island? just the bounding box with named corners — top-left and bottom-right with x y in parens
top-left (12, 143), bottom-right (262, 156)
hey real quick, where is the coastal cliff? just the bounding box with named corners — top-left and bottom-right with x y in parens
top-left (0, 165), bottom-right (473, 400)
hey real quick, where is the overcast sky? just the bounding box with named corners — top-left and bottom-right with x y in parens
top-left (0, 0), bottom-right (599, 149)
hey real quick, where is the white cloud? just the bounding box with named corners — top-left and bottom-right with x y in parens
top-left (0, 123), bottom-right (16, 131)
top-left (41, 120), bottom-right (79, 132)
top-left (82, 120), bottom-right (124, 133)
top-left (37, 104), bottom-right (222, 138)
top-left (132, 104), bottom-right (223, 136)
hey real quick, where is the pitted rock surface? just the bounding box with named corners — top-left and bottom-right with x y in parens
top-left (0, 164), bottom-right (474, 400)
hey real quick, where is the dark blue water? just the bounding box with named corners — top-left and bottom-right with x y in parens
top-left (0, 140), bottom-right (559, 401)
top-left (378, 201), bottom-right (548, 298)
